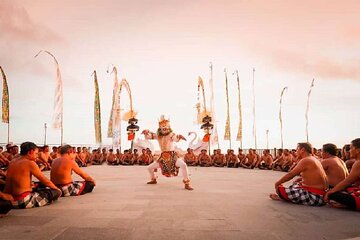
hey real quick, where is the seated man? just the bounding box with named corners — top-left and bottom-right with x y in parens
top-left (280, 149), bottom-right (294, 172)
top-left (321, 143), bottom-right (348, 188)
top-left (0, 146), bottom-right (10, 169)
top-left (272, 149), bottom-right (284, 170)
top-left (198, 149), bottom-right (212, 167)
top-left (4, 142), bottom-right (61, 209)
top-left (258, 149), bottom-right (274, 170)
top-left (37, 145), bottom-right (52, 171)
top-left (237, 149), bottom-right (246, 166)
top-left (146, 148), bottom-right (154, 164)
top-left (269, 142), bottom-right (328, 206)
top-left (100, 148), bottom-right (108, 164)
top-left (241, 149), bottom-right (257, 169)
top-left (184, 148), bottom-right (197, 166)
top-left (91, 149), bottom-right (102, 165)
top-left (325, 138), bottom-right (360, 211)
top-left (0, 191), bottom-right (13, 217)
top-left (106, 149), bottom-right (118, 165)
top-left (213, 149), bottom-right (225, 167)
top-left (138, 149), bottom-right (150, 165)
top-left (122, 150), bottom-right (134, 165)
top-left (51, 145), bottom-right (96, 197)
top-left (226, 149), bottom-right (238, 168)
top-left (50, 146), bottom-right (60, 160)
top-left (133, 149), bottom-right (139, 165)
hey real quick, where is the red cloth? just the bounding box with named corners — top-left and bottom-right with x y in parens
top-left (128, 132), bottom-right (135, 141)
top-left (202, 134), bottom-right (210, 142)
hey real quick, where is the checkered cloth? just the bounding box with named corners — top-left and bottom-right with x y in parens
top-left (57, 181), bottom-right (86, 197)
top-left (12, 191), bottom-right (50, 209)
top-left (277, 182), bottom-right (326, 206)
top-left (157, 151), bottom-right (179, 177)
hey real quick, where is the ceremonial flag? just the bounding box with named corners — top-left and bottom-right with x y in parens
top-left (235, 70), bottom-right (242, 145)
top-left (120, 79), bottom-right (136, 121)
top-left (305, 79), bottom-right (315, 142)
top-left (279, 87), bottom-right (288, 148)
top-left (0, 66), bottom-right (9, 124)
top-left (252, 68), bottom-right (257, 149)
top-left (93, 70), bottom-right (102, 144)
top-left (107, 66), bottom-right (119, 138)
top-left (209, 62), bottom-right (219, 146)
top-left (224, 69), bottom-right (231, 142)
top-left (34, 51), bottom-right (63, 130)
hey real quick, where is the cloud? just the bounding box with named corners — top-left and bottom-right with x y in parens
top-left (0, 0), bottom-right (64, 72)
top-left (268, 50), bottom-right (360, 81)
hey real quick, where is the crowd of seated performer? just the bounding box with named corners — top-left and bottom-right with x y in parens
top-left (269, 138), bottom-right (360, 212)
top-left (0, 142), bottom-right (96, 217)
top-left (1, 139), bottom-right (359, 214)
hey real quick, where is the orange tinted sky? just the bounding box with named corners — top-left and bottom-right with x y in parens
top-left (0, 0), bottom-right (359, 149)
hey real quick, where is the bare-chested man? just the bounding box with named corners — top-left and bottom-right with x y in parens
top-left (272, 149), bottom-right (284, 171)
top-left (258, 149), bottom-right (273, 170)
top-left (51, 145), bottom-right (96, 197)
top-left (280, 149), bottom-right (294, 172)
top-left (269, 142), bottom-right (328, 206)
top-left (75, 147), bottom-right (87, 167)
top-left (226, 149), bottom-right (238, 168)
top-left (100, 148), bottom-right (108, 164)
top-left (37, 145), bottom-right (52, 171)
top-left (146, 148), bottom-right (154, 164)
top-left (138, 149), bottom-right (150, 165)
top-left (321, 143), bottom-right (348, 188)
top-left (4, 142), bottom-right (61, 209)
top-left (198, 149), bottom-right (212, 167)
top-left (50, 146), bottom-right (60, 160)
top-left (106, 149), bottom-right (118, 165)
top-left (184, 148), bottom-right (197, 166)
top-left (325, 138), bottom-right (360, 211)
top-left (121, 150), bottom-right (133, 165)
top-left (0, 146), bottom-right (10, 169)
top-left (81, 147), bottom-right (91, 166)
top-left (115, 149), bottom-right (122, 164)
top-left (2, 144), bottom-right (14, 162)
top-left (133, 149), bottom-right (139, 165)
top-left (237, 149), bottom-right (246, 167)
top-left (91, 149), bottom-right (102, 165)
top-left (213, 149), bottom-right (225, 167)
top-left (241, 149), bottom-right (257, 169)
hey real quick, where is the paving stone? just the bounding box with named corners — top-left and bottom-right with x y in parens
top-left (0, 165), bottom-right (359, 240)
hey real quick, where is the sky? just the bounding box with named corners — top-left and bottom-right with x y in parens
top-left (0, 0), bottom-right (359, 150)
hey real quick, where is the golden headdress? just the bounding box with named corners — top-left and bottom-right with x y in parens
top-left (158, 115), bottom-right (170, 127)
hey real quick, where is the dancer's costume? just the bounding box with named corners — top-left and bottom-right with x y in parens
top-left (143, 116), bottom-right (193, 190)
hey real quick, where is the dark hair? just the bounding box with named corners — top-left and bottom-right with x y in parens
top-left (60, 145), bottom-right (73, 155)
top-left (322, 143), bottom-right (337, 156)
top-left (297, 142), bottom-right (313, 154)
top-left (20, 142), bottom-right (38, 155)
top-left (351, 138), bottom-right (360, 149)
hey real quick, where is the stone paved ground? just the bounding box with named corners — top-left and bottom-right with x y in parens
top-left (0, 165), bottom-right (359, 240)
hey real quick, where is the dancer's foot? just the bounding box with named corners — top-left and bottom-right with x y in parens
top-left (183, 179), bottom-right (194, 190)
top-left (147, 179), bottom-right (157, 184)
